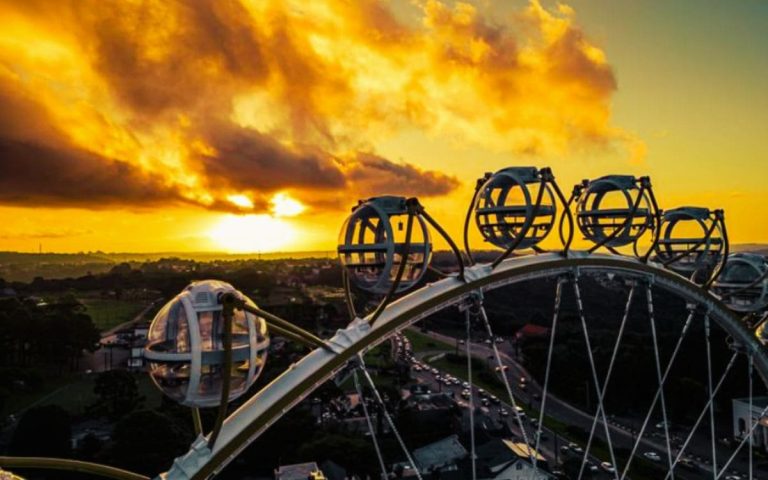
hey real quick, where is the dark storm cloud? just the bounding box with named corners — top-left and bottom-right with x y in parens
top-left (0, 140), bottom-right (183, 208)
top-left (0, 76), bottom-right (194, 210)
top-left (346, 153), bottom-right (460, 197)
top-left (198, 126), bottom-right (346, 192)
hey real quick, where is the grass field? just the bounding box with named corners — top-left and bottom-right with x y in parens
top-left (403, 329), bottom-right (453, 353)
top-left (80, 298), bottom-right (148, 331)
top-left (34, 373), bottom-right (163, 415)
top-left (3, 372), bottom-right (163, 418)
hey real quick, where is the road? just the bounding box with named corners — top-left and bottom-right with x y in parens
top-left (81, 298), bottom-right (161, 373)
top-left (412, 328), bottom-right (760, 480)
top-left (394, 333), bottom-right (616, 478)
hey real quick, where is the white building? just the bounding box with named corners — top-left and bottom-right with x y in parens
top-left (476, 439), bottom-right (554, 480)
top-left (732, 396), bottom-right (768, 450)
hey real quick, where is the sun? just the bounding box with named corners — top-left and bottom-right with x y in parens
top-left (208, 214), bottom-right (296, 253)
top-left (271, 193), bottom-right (305, 217)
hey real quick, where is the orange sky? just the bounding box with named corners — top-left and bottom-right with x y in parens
top-left (0, 0), bottom-right (766, 253)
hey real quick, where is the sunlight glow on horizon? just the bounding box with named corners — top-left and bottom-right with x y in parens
top-left (208, 214), bottom-right (297, 253)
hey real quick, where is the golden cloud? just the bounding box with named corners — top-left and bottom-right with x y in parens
top-left (0, 0), bottom-right (641, 213)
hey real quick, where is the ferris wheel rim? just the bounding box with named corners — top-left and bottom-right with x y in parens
top-left (183, 251), bottom-right (767, 480)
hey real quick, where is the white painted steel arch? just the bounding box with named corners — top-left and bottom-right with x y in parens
top-left (160, 252), bottom-right (768, 480)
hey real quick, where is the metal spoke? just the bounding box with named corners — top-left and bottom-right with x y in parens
top-left (533, 278), bottom-right (565, 471)
top-left (715, 356), bottom-right (765, 480)
top-left (572, 275), bottom-right (620, 480)
top-left (477, 302), bottom-right (535, 463)
top-left (353, 370), bottom-right (388, 480)
top-left (358, 355), bottom-right (423, 480)
top-left (749, 353), bottom-right (753, 480)
top-left (620, 308), bottom-right (696, 480)
top-left (465, 308), bottom-right (477, 480)
top-left (646, 282), bottom-right (675, 478)
top-left (663, 350), bottom-right (739, 480)
top-left (577, 282), bottom-right (636, 480)
top-left (705, 315), bottom-right (718, 478)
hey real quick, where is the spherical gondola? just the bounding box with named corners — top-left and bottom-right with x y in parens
top-left (576, 175), bottom-right (655, 248)
top-left (713, 252), bottom-right (768, 313)
top-left (474, 167), bottom-right (556, 251)
top-left (652, 206), bottom-right (724, 278)
top-left (144, 280), bottom-right (269, 407)
top-left (337, 196), bottom-right (431, 294)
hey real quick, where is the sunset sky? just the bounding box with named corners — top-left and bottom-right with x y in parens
top-left (0, 0), bottom-right (766, 253)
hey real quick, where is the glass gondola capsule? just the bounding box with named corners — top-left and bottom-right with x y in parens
top-left (337, 196), bottom-right (431, 294)
top-left (144, 280), bottom-right (269, 407)
top-left (652, 207), bottom-right (725, 278)
top-left (576, 175), bottom-right (654, 248)
top-left (713, 253), bottom-right (768, 313)
top-left (474, 167), bottom-right (556, 251)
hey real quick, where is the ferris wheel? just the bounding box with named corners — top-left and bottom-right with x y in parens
top-left (2, 167), bottom-right (768, 480)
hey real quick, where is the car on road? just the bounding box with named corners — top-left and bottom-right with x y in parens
top-left (478, 388), bottom-right (487, 397)
top-left (499, 408), bottom-right (509, 417)
top-left (490, 395), bottom-right (500, 404)
top-left (430, 368), bottom-right (438, 375)
top-left (568, 443), bottom-right (583, 454)
top-left (494, 365), bottom-right (509, 372)
top-left (484, 339), bottom-right (492, 345)
top-left (495, 337), bottom-right (505, 343)
top-left (460, 389), bottom-right (471, 399)
top-left (643, 451), bottom-right (661, 462)
top-left (462, 382), bottom-right (470, 389)
top-left (481, 398), bottom-right (490, 407)
top-left (458, 339), bottom-right (465, 345)
top-left (600, 462), bottom-right (615, 473)
top-left (678, 458), bottom-right (699, 472)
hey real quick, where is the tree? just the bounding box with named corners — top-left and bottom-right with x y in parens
top-left (104, 410), bottom-right (191, 476)
top-left (92, 370), bottom-right (143, 418)
top-left (10, 405), bottom-right (71, 457)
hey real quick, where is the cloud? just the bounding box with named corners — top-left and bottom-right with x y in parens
top-left (0, 0), bottom-right (639, 214)
top-left (0, 72), bottom-right (192, 209)
top-left (345, 152), bottom-right (460, 197)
